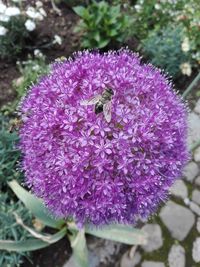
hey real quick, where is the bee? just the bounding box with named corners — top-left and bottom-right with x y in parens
top-left (55, 56), bottom-right (66, 62)
top-left (9, 118), bottom-right (22, 133)
top-left (80, 88), bottom-right (114, 123)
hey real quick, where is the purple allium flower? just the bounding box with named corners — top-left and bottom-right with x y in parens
top-left (19, 49), bottom-right (189, 226)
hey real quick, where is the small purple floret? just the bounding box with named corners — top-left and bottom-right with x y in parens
top-left (19, 50), bottom-right (189, 226)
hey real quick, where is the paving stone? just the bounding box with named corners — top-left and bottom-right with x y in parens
top-left (187, 113), bottom-right (200, 147)
top-left (88, 238), bottom-right (121, 267)
top-left (141, 261), bottom-right (165, 267)
top-left (183, 161), bottom-right (199, 182)
top-left (141, 224), bottom-right (163, 252)
top-left (189, 201), bottom-right (200, 216)
top-left (183, 197), bottom-right (190, 206)
top-left (192, 237), bottom-right (200, 263)
top-left (159, 201), bottom-right (195, 241)
top-left (170, 180), bottom-right (188, 199)
top-left (197, 217), bottom-right (200, 233)
top-left (195, 176), bottom-right (200, 186)
top-left (192, 189), bottom-right (200, 205)
top-left (168, 244), bottom-right (185, 267)
top-left (194, 98), bottom-right (200, 114)
top-left (120, 251), bottom-right (141, 267)
top-left (194, 147), bottom-right (200, 162)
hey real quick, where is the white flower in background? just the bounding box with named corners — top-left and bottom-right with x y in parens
top-left (0, 25), bottom-right (8, 36)
top-left (39, 8), bottom-right (47, 17)
top-left (25, 19), bottom-right (36, 31)
top-left (26, 7), bottom-right (37, 19)
top-left (0, 14), bottom-right (10, 22)
top-left (11, 0), bottom-right (22, 2)
top-left (5, 7), bottom-right (20, 16)
top-left (26, 6), bottom-right (46, 21)
top-left (34, 11), bottom-right (43, 21)
top-left (180, 62), bottom-right (192, 76)
top-left (155, 3), bottom-right (161, 10)
top-left (32, 64), bottom-right (40, 71)
top-left (0, 3), bottom-right (7, 13)
top-left (135, 4), bottom-right (142, 12)
top-left (53, 34), bottom-right (62, 45)
top-left (36, 1), bottom-right (43, 8)
top-left (181, 37), bottom-right (190, 52)
top-left (34, 49), bottom-right (43, 58)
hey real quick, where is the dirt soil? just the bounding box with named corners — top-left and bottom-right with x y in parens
top-left (22, 236), bottom-right (71, 267)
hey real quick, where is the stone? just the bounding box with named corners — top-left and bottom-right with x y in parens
top-left (192, 189), bottom-right (200, 205)
top-left (183, 161), bottom-right (199, 182)
top-left (194, 98), bottom-right (200, 114)
top-left (168, 244), bottom-right (185, 267)
top-left (195, 176), bottom-right (200, 186)
top-left (192, 237), bottom-right (200, 263)
top-left (194, 147), bottom-right (200, 162)
top-left (87, 237), bottom-right (121, 267)
top-left (141, 261), bottom-right (165, 267)
top-left (187, 113), bottom-right (200, 147)
top-left (120, 251), bottom-right (141, 267)
top-left (189, 201), bottom-right (200, 216)
top-left (197, 217), bottom-right (200, 233)
top-left (141, 224), bottom-right (163, 252)
top-left (184, 197), bottom-right (190, 206)
top-left (170, 180), bottom-right (188, 199)
top-left (159, 201), bottom-right (195, 241)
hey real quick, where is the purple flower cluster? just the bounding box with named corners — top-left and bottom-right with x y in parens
top-left (19, 50), bottom-right (189, 226)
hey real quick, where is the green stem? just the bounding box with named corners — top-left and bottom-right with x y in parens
top-left (68, 229), bottom-right (89, 267)
top-left (182, 72), bottom-right (200, 99)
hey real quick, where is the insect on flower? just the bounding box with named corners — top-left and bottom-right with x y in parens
top-left (9, 118), bottom-right (22, 133)
top-left (80, 88), bottom-right (114, 123)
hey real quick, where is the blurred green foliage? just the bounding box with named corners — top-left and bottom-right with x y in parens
top-left (14, 54), bottom-right (49, 98)
top-left (73, 1), bottom-right (133, 48)
top-left (0, 193), bottom-right (32, 267)
top-left (142, 25), bottom-right (189, 78)
top-left (0, 115), bottom-right (22, 191)
top-left (0, 15), bottom-right (29, 59)
top-left (1, 54), bottom-right (49, 116)
top-left (134, 0), bottom-right (200, 67)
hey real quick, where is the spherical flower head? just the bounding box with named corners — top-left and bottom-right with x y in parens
top-left (19, 49), bottom-right (189, 226)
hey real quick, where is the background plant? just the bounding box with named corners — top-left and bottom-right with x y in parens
top-left (133, 0), bottom-right (200, 76)
top-left (0, 14), bottom-right (29, 59)
top-left (73, 1), bottom-right (133, 48)
top-left (14, 52), bottom-right (49, 98)
top-left (0, 193), bottom-right (32, 267)
top-left (0, 2), bottom-right (47, 59)
top-left (142, 25), bottom-right (190, 78)
top-left (1, 52), bottom-right (48, 115)
top-left (0, 115), bottom-right (22, 191)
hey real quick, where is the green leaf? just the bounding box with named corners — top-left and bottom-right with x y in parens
top-left (109, 29), bottom-right (118, 37)
top-left (67, 222), bottom-right (147, 245)
top-left (97, 38), bottom-right (110, 48)
top-left (8, 180), bottom-right (64, 229)
top-left (0, 227), bottom-right (67, 252)
top-left (93, 32), bottom-right (100, 42)
top-left (85, 224), bottom-right (147, 245)
top-left (68, 229), bottom-right (89, 267)
top-left (73, 6), bottom-right (87, 18)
